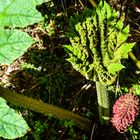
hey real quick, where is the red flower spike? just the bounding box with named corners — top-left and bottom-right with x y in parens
top-left (111, 93), bottom-right (139, 133)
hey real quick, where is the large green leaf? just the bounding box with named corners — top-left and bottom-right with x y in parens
top-left (0, 0), bottom-right (43, 27)
top-left (0, 97), bottom-right (30, 139)
top-left (0, 29), bottom-right (34, 64)
top-left (0, 0), bottom-right (49, 65)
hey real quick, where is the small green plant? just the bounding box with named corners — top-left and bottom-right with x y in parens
top-left (64, 0), bottom-right (135, 124)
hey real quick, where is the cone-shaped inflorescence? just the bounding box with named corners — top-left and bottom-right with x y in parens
top-left (111, 93), bottom-right (139, 133)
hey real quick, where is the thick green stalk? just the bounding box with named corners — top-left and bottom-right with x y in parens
top-left (0, 86), bottom-right (92, 131)
top-left (96, 81), bottom-right (110, 125)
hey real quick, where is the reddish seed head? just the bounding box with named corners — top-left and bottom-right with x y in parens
top-left (111, 93), bottom-right (139, 133)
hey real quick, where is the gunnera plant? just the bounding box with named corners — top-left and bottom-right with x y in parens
top-left (64, 0), bottom-right (135, 125)
top-left (111, 93), bottom-right (139, 133)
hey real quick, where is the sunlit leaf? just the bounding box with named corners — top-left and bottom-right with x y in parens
top-left (107, 63), bottom-right (125, 74)
top-left (0, 97), bottom-right (30, 139)
top-left (0, 29), bottom-right (34, 64)
top-left (0, 0), bottom-right (43, 27)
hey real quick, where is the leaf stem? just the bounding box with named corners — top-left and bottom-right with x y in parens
top-left (96, 81), bottom-right (110, 125)
top-left (129, 52), bottom-right (140, 70)
top-left (88, 0), bottom-right (97, 7)
top-left (0, 86), bottom-right (93, 131)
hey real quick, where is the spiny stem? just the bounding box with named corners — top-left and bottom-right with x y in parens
top-left (0, 86), bottom-right (92, 131)
top-left (96, 81), bottom-right (110, 125)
